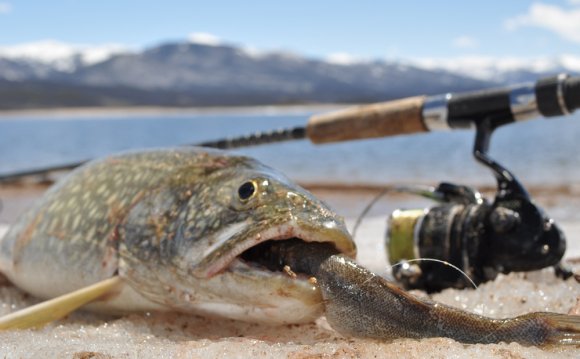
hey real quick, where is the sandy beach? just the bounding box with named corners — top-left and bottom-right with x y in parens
top-left (0, 182), bottom-right (579, 358)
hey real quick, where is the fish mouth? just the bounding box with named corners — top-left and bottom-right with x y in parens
top-left (195, 221), bottom-right (355, 280)
top-left (236, 237), bottom-right (336, 279)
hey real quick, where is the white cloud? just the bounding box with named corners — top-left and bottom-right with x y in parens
top-left (187, 32), bottom-right (222, 46)
top-left (505, 3), bottom-right (580, 44)
top-left (325, 52), bottom-right (361, 65)
top-left (452, 35), bottom-right (478, 49)
top-left (0, 2), bottom-right (11, 14)
top-left (568, 0), bottom-right (580, 5)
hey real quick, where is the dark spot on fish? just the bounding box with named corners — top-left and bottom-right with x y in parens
top-left (276, 288), bottom-right (292, 298)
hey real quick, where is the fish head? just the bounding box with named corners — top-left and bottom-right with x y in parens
top-left (192, 158), bottom-right (356, 275)
top-left (120, 152), bottom-right (356, 324)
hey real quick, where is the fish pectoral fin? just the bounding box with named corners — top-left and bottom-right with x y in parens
top-left (0, 276), bottom-right (123, 330)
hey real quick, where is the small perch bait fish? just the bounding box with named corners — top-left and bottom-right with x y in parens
top-left (0, 148), bottom-right (578, 346)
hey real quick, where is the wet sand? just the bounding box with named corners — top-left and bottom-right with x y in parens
top-left (0, 183), bottom-right (579, 358)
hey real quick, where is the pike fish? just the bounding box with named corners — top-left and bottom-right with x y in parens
top-left (0, 148), bottom-right (355, 324)
top-left (0, 148), bottom-right (578, 346)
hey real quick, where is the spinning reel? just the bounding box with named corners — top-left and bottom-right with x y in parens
top-left (387, 117), bottom-right (567, 292)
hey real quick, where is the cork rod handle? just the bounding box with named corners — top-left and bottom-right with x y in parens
top-left (306, 96), bottom-right (428, 144)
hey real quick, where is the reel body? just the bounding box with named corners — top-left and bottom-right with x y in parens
top-left (387, 183), bottom-right (566, 292)
top-left (386, 116), bottom-right (568, 292)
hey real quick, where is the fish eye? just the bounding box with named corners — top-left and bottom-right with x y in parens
top-left (238, 181), bottom-right (257, 201)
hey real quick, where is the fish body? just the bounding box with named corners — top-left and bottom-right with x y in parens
top-left (0, 147), bottom-right (355, 324)
top-left (317, 255), bottom-right (580, 346)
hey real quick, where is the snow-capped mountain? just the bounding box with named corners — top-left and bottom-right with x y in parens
top-left (0, 39), bottom-right (577, 109)
top-left (408, 55), bottom-right (580, 83)
top-left (0, 40), bottom-right (130, 77)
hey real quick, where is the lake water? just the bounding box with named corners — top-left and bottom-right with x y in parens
top-left (1, 109), bottom-right (580, 187)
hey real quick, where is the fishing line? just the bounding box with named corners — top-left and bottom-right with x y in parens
top-left (351, 184), bottom-right (441, 240)
top-left (351, 187), bottom-right (391, 239)
top-left (390, 258), bottom-right (478, 290)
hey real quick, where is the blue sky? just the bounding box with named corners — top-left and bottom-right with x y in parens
top-left (1, 1), bottom-right (579, 60)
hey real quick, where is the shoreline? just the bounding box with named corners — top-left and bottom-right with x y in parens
top-left (0, 103), bottom-right (351, 119)
top-left (2, 180), bottom-right (580, 223)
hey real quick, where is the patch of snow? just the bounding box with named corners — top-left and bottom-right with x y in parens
top-left (406, 55), bottom-right (580, 81)
top-left (0, 40), bottom-right (130, 71)
top-left (187, 32), bottom-right (222, 46)
top-left (325, 52), bottom-right (362, 66)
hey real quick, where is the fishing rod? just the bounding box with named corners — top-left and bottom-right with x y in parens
top-left (202, 73), bottom-right (580, 146)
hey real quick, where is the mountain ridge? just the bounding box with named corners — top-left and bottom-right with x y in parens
top-left (0, 40), bottom-right (577, 109)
